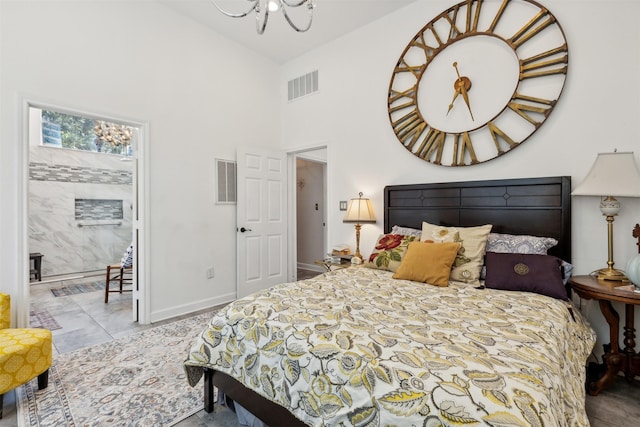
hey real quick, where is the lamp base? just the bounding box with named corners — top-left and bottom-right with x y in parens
top-left (595, 267), bottom-right (630, 282)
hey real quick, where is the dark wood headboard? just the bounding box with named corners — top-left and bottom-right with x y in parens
top-left (384, 176), bottom-right (571, 262)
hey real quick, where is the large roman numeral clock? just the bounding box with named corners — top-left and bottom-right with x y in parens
top-left (388, 0), bottom-right (568, 166)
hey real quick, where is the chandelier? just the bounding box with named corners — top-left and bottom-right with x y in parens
top-left (210, 0), bottom-right (315, 34)
top-left (94, 121), bottom-right (132, 154)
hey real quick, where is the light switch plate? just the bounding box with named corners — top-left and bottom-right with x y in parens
top-left (339, 201), bottom-right (347, 211)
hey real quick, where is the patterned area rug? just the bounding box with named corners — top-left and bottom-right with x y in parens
top-left (29, 309), bottom-right (62, 331)
top-left (17, 311), bottom-right (215, 426)
top-left (50, 281), bottom-right (106, 297)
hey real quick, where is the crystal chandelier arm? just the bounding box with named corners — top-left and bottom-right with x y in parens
top-left (256, 4), bottom-right (269, 35)
top-left (209, 0), bottom-right (259, 18)
top-left (280, 0), bottom-right (310, 6)
top-left (280, 0), bottom-right (314, 32)
top-left (210, 0), bottom-right (314, 34)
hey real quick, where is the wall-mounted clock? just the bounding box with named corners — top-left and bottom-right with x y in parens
top-left (387, 0), bottom-right (568, 166)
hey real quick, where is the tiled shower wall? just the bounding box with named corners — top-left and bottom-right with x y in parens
top-left (28, 147), bottom-right (133, 278)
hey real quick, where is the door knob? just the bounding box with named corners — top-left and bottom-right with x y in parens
top-left (240, 227), bottom-right (252, 233)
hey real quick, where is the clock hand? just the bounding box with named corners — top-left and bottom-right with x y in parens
top-left (452, 62), bottom-right (475, 121)
top-left (458, 80), bottom-right (475, 121)
top-left (446, 87), bottom-right (461, 116)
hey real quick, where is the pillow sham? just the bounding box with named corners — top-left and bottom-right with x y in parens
top-left (392, 242), bottom-right (461, 286)
top-left (481, 257), bottom-right (574, 285)
top-left (121, 242), bottom-right (134, 268)
top-left (480, 232), bottom-right (573, 284)
top-left (484, 252), bottom-right (568, 300)
top-left (365, 234), bottom-right (418, 272)
top-left (486, 232), bottom-right (557, 255)
top-left (390, 225), bottom-right (422, 238)
top-left (420, 222), bottom-right (492, 284)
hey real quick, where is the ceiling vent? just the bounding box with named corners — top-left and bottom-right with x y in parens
top-left (288, 70), bottom-right (318, 101)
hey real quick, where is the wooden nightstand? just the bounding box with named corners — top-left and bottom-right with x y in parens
top-left (568, 275), bottom-right (640, 395)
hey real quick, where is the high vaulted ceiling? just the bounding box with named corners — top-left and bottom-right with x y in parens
top-left (158, 0), bottom-right (417, 64)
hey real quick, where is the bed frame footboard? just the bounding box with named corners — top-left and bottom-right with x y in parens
top-left (203, 368), bottom-right (307, 426)
top-left (204, 367), bottom-right (215, 413)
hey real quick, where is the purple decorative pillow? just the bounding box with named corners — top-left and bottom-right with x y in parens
top-left (484, 252), bottom-right (567, 300)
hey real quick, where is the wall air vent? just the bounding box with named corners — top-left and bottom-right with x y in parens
top-left (215, 159), bottom-right (237, 204)
top-left (288, 70), bottom-right (318, 101)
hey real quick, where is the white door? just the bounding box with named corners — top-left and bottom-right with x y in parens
top-left (131, 157), bottom-right (140, 322)
top-left (236, 147), bottom-right (287, 298)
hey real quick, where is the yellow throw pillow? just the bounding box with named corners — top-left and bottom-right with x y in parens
top-left (392, 241), bottom-right (461, 286)
top-left (420, 221), bottom-right (492, 284)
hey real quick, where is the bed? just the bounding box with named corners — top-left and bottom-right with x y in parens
top-left (184, 176), bottom-right (596, 427)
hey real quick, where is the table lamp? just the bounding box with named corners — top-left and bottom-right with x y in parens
top-left (343, 192), bottom-right (376, 262)
top-left (572, 151), bottom-right (640, 281)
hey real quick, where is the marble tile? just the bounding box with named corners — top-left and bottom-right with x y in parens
top-left (194, 406), bottom-right (243, 427)
top-left (29, 175), bottom-right (132, 276)
top-left (50, 310), bottom-right (113, 353)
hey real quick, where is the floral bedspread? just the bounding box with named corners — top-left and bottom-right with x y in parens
top-left (184, 267), bottom-right (595, 427)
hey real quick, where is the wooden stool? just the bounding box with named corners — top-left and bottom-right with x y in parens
top-left (104, 264), bottom-right (132, 303)
top-left (29, 253), bottom-right (43, 282)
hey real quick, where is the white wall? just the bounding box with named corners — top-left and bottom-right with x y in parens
top-left (280, 0), bottom-right (640, 358)
top-left (0, 1), bottom-right (281, 322)
top-left (2, 0), bottom-right (640, 358)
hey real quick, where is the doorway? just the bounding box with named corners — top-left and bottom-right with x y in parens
top-left (23, 101), bottom-right (148, 336)
top-left (293, 148), bottom-right (327, 277)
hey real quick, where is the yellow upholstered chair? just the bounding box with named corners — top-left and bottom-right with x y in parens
top-left (0, 293), bottom-right (52, 419)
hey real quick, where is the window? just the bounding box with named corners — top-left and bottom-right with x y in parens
top-left (41, 109), bottom-right (133, 157)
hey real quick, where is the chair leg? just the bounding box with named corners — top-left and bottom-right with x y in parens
top-left (105, 265), bottom-right (111, 303)
top-left (0, 392), bottom-right (4, 419)
top-left (37, 369), bottom-right (49, 390)
top-left (119, 267), bottom-right (124, 293)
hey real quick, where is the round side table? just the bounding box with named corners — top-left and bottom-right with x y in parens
top-left (569, 275), bottom-right (640, 395)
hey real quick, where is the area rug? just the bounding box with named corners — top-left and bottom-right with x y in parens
top-left (50, 281), bottom-right (106, 297)
top-left (29, 309), bottom-right (62, 331)
top-left (17, 311), bottom-right (216, 426)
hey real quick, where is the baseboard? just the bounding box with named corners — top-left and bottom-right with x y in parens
top-left (297, 262), bottom-right (324, 272)
top-left (149, 292), bottom-right (235, 323)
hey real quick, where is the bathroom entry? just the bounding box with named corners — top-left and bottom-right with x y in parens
top-left (27, 106), bottom-right (140, 318)
top-left (295, 154), bottom-right (327, 272)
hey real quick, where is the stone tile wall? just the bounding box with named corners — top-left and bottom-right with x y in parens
top-left (28, 156), bottom-right (133, 277)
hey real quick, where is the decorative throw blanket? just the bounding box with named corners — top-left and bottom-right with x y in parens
top-left (185, 267), bottom-right (595, 426)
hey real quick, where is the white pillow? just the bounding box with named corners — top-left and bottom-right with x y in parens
top-left (420, 222), bottom-right (492, 285)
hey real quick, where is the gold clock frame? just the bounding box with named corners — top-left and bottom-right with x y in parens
top-left (387, 0), bottom-right (568, 167)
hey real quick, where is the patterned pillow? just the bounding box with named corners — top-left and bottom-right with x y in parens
top-left (392, 242), bottom-right (461, 286)
top-left (390, 225), bottom-right (422, 238)
top-left (365, 234), bottom-right (418, 272)
top-left (485, 252), bottom-right (568, 300)
top-left (486, 233), bottom-right (557, 255)
top-left (121, 243), bottom-right (134, 268)
top-left (420, 222), bottom-right (492, 285)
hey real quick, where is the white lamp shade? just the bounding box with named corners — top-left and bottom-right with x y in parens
top-left (572, 152), bottom-right (640, 197)
top-left (343, 196), bottom-right (376, 223)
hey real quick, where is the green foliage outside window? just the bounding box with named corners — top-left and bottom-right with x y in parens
top-left (41, 110), bottom-right (132, 156)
